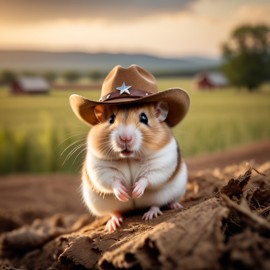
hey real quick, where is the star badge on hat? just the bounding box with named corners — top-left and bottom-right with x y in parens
top-left (116, 82), bottom-right (132, 95)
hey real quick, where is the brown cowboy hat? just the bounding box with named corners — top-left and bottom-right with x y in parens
top-left (69, 64), bottom-right (190, 127)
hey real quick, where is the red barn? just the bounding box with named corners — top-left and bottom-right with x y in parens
top-left (195, 72), bottom-right (228, 90)
top-left (10, 76), bottom-right (50, 94)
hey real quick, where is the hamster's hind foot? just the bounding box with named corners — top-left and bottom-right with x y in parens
top-left (142, 206), bottom-right (163, 220)
top-left (168, 201), bottom-right (184, 210)
top-left (105, 213), bottom-right (123, 232)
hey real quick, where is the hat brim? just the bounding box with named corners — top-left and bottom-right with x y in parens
top-left (69, 88), bottom-right (190, 127)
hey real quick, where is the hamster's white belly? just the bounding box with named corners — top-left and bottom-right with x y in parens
top-left (82, 161), bottom-right (187, 216)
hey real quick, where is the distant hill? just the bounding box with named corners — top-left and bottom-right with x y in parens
top-left (0, 50), bottom-right (222, 74)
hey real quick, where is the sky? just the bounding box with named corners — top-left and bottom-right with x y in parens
top-left (0, 0), bottom-right (269, 57)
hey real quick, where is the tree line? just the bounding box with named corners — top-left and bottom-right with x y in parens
top-left (0, 70), bottom-right (105, 85)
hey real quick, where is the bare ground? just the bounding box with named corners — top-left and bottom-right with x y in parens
top-left (0, 140), bottom-right (269, 270)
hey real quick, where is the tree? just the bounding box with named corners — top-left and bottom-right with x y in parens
top-left (21, 71), bottom-right (37, 76)
top-left (87, 70), bottom-right (103, 81)
top-left (43, 71), bottom-right (58, 83)
top-left (63, 70), bottom-right (80, 83)
top-left (0, 70), bottom-right (16, 85)
top-left (222, 24), bottom-right (270, 91)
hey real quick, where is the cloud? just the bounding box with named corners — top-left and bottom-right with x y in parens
top-left (1, 0), bottom-right (269, 57)
top-left (0, 12), bottom-right (228, 57)
top-left (0, 0), bottom-right (198, 24)
top-left (233, 4), bottom-right (270, 25)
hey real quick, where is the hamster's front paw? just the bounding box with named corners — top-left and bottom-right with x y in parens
top-left (112, 178), bottom-right (130, 202)
top-left (132, 177), bottom-right (148, 198)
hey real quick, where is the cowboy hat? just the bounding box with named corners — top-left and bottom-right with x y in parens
top-left (69, 64), bottom-right (190, 127)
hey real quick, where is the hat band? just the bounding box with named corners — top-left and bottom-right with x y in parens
top-left (99, 88), bottom-right (151, 102)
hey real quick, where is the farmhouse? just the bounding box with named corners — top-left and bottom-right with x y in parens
top-left (195, 72), bottom-right (228, 90)
top-left (10, 76), bottom-right (50, 94)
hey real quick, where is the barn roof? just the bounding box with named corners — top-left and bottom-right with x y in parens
top-left (207, 72), bottom-right (228, 85)
top-left (16, 76), bottom-right (50, 91)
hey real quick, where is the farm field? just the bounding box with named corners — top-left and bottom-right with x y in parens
top-left (0, 78), bottom-right (270, 174)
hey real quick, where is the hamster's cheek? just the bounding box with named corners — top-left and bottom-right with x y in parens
top-left (131, 129), bottom-right (143, 151)
top-left (87, 125), bottom-right (111, 158)
top-left (140, 120), bottom-right (171, 152)
top-left (110, 130), bottom-right (122, 152)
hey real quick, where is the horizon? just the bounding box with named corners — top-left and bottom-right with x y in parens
top-left (0, 48), bottom-right (221, 60)
top-left (1, 0), bottom-right (269, 58)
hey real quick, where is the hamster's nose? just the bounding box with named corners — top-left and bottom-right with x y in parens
top-left (119, 134), bottom-right (132, 143)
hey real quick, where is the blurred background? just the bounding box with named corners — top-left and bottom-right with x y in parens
top-left (0, 0), bottom-right (269, 174)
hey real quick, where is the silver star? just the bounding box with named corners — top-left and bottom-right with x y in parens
top-left (116, 82), bottom-right (132, 95)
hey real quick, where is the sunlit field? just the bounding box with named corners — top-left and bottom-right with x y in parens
top-left (0, 78), bottom-right (269, 174)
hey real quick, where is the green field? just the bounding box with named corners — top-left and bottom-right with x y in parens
top-left (0, 78), bottom-right (270, 174)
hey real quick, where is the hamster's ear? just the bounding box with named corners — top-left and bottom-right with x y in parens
top-left (155, 101), bottom-right (168, 122)
top-left (94, 105), bottom-right (115, 123)
top-left (94, 105), bottom-right (104, 122)
top-left (94, 105), bottom-right (106, 123)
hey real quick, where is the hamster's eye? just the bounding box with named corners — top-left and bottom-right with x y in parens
top-left (109, 113), bottom-right (116, 124)
top-left (139, 112), bottom-right (148, 125)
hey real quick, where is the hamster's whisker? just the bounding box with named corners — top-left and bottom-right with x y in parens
top-left (62, 143), bottom-right (86, 165)
top-left (72, 146), bottom-right (87, 165)
top-left (63, 144), bottom-right (83, 164)
top-left (57, 133), bottom-right (85, 148)
top-left (60, 139), bottom-right (85, 156)
top-left (104, 144), bottom-right (117, 160)
top-left (102, 144), bottom-right (114, 159)
top-left (136, 150), bottom-right (143, 160)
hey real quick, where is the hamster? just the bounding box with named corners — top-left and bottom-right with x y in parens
top-left (81, 101), bottom-right (187, 232)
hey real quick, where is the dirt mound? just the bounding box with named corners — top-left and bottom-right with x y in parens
top-left (0, 161), bottom-right (270, 270)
